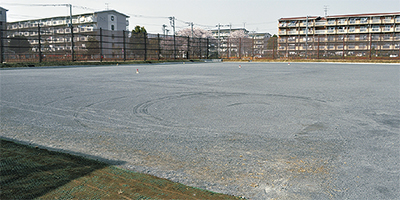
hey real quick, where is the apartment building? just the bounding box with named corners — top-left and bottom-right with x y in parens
top-left (211, 28), bottom-right (271, 58)
top-left (6, 10), bottom-right (129, 56)
top-left (278, 12), bottom-right (400, 58)
top-left (0, 7), bottom-right (7, 30)
top-left (249, 32), bottom-right (272, 57)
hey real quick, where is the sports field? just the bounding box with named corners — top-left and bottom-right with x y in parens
top-left (1, 62), bottom-right (399, 199)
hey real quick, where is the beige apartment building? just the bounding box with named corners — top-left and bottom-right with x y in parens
top-left (278, 12), bottom-right (400, 58)
top-left (6, 10), bottom-right (129, 58)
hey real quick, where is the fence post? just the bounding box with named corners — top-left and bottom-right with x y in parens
top-left (173, 35), bottom-right (176, 60)
top-left (71, 25), bottom-right (75, 61)
top-left (157, 33), bottom-right (161, 60)
top-left (342, 34), bottom-right (345, 59)
top-left (38, 24), bottom-right (42, 63)
top-left (272, 38), bottom-right (275, 59)
top-left (317, 35), bottom-right (320, 59)
top-left (100, 28), bottom-right (103, 62)
top-left (252, 36), bottom-right (255, 60)
top-left (199, 38), bottom-right (201, 59)
top-left (144, 33), bottom-right (147, 61)
top-left (187, 36), bottom-right (190, 59)
top-left (0, 27), bottom-right (3, 63)
top-left (206, 38), bottom-right (209, 59)
top-left (123, 30), bottom-right (126, 61)
top-left (239, 38), bottom-right (242, 59)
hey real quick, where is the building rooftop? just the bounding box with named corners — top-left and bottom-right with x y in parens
top-left (279, 12), bottom-right (400, 21)
top-left (8, 9), bottom-right (129, 23)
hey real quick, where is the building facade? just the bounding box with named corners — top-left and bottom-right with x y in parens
top-left (278, 12), bottom-right (400, 58)
top-left (6, 10), bottom-right (129, 57)
top-left (0, 7), bottom-right (7, 30)
top-left (211, 28), bottom-right (271, 58)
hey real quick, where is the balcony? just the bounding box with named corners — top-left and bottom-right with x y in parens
top-left (315, 30), bottom-right (327, 34)
top-left (383, 19), bottom-right (393, 23)
top-left (372, 19), bottom-right (381, 24)
top-left (315, 21), bottom-right (327, 26)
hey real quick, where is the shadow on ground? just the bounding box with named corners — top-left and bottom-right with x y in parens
top-left (0, 138), bottom-right (241, 199)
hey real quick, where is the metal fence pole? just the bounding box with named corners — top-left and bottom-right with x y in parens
top-left (173, 35), bottom-right (176, 60)
top-left (199, 38), bottom-right (201, 59)
top-left (100, 28), bottom-right (103, 62)
top-left (123, 30), bottom-right (126, 61)
top-left (0, 28), bottom-right (3, 63)
top-left (157, 34), bottom-right (161, 60)
top-left (206, 38), bottom-right (209, 59)
top-left (187, 36), bottom-right (190, 59)
top-left (144, 33), bottom-right (147, 61)
top-left (71, 25), bottom-right (75, 62)
top-left (38, 25), bottom-right (42, 63)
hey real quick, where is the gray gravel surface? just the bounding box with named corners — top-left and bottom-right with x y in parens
top-left (1, 62), bottom-right (399, 199)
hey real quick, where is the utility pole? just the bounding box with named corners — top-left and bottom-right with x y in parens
top-left (216, 23), bottom-right (230, 58)
top-left (162, 24), bottom-right (167, 36)
top-left (169, 17), bottom-right (176, 59)
top-left (186, 22), bottom-right (194, 38)
top-left (169, 17), bottom-right (175, 35)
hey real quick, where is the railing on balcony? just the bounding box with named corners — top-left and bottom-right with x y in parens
top-left (315, 30), bottom-right (327, 34)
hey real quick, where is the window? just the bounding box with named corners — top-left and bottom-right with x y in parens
top-left (372, 17), bottom-right (380, 23)
top-left (349, 27), bottom-right (355, 33)
top-left (360, 26), bottom-right (367, 32)
top-left (384, 26), bottom-right (391, 31)
top-left (111, 16), bottom-right (115, 21)
top-left (338, 19), bottom-right (346, 25)
top-left (383, 43), bottom-right (390, 49)
top-left (111, 25), bottom-right (115, 30)
top-left (360, 18), bottom-right (368, 23)
top-left (372, 26), bottom-right (380, 32)
top-left (360, 35), bottom-right (368, 40)
top-left (384, 17), bottom-right (392, 23)
top-left (383, 35), bottom-right (391, 40)
top-left (372, 35), bottom-right (380, 40)
top-left (349, 18), bottom-right (357, 24)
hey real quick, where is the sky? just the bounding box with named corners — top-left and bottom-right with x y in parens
top-left (2, 0), bottom-right (400, 35)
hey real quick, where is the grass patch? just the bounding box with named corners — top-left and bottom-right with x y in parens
top-left (0, 138), bottom-right (242, 199)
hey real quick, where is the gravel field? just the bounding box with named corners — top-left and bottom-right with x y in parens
top-left (1, 62), bottom-right (399, 199)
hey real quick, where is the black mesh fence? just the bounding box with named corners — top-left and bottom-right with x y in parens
top-left (0, 27), bottom-right (218, 63)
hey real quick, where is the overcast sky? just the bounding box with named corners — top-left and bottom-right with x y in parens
top-left (2, 0), bottom-right (399, 34)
